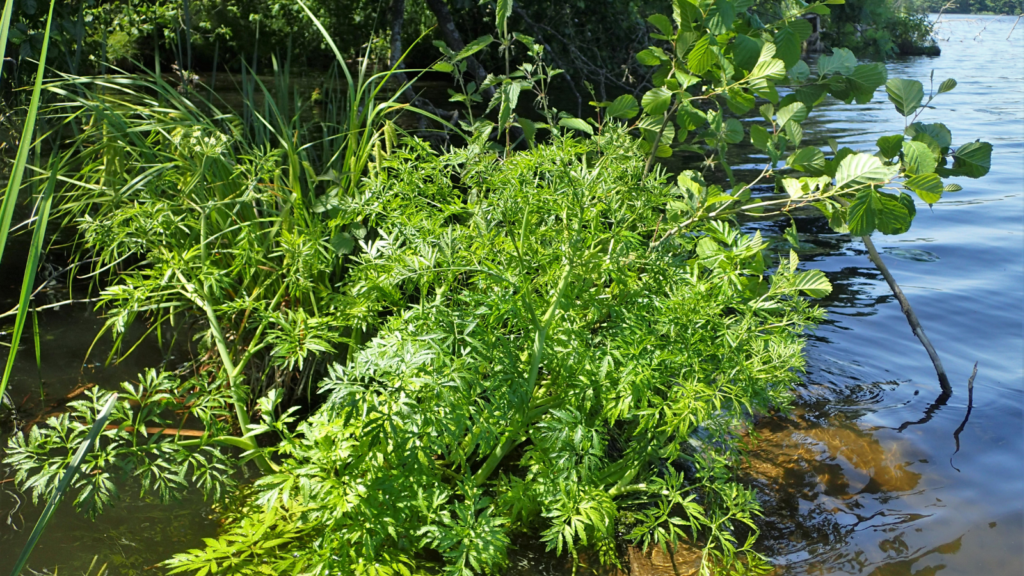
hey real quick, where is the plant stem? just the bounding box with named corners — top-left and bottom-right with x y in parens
top-left (862, 234), bottom-right (951, 394)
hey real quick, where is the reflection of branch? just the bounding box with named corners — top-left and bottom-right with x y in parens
top-left (950, 362), bottom-right (978, 472)
top-left (895, 388), bottom-right (950, 433)
top-left (862, 235), bottom-right (952, 394)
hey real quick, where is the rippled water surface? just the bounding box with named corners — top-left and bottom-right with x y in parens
top-left (1, 13), bottom-right (1022, 576)
top-left (744, 15), bottom-right (1024, 576)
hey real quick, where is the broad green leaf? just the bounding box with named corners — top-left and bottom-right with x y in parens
top-left (726, 88), bottom-right (755, 115)
top-left (787, 146), bottom-right (825, 173)
top-left (776, 102), bottom-right (808, 126)
top-left (951, 141), bottom-right (992, 178)
top-left (908, 122), bottom-right (952, 150)
top-left (498, 82), bottom-right (521, 130)
top-left (788, 18), bottom-right (813, 41)
top-left (785, 120), bottom-right (804, 148)
top-left (496, 0), bottom-right (513, 30)
top-left (688, 35), bottom-right (717, 74)
top-left (648, 14), bottom-right (674, 37)
top-left (640, 114), bottom-right (676, 144)
top-left (642, 86), bottom-right (673, 116)
top-left (847, 63), bottom-right (887, 98)
top-left (903, 172), bottom-right (943, 204)
top-left (558, 117), bottom-right (593, 135)
top-left (827, 74), bottom-right (853, 102)
top-left (723, 118), bottom-right (744, 144)
top-left (791, 269), bottom-right (832, 297)
top-left (636, 49), bottom-right (662, 66)
top-left (749, 58), bottom-right (785, 81)
top-left (818, 48), bottom-right (856, 77)
top-left (676, 103), bottom-right (705, 130)
top-left (848, 188), bottom-right (881, 235)
top-left (944, 183), bottom-right (963, 192)
top-left (607, 94), bottom-right (640, 119)
top-left (886, 78), bottom-right (924, 117)
top-left (457, 35), bottom-right (494, 61)
top-left (705, 0), bottom-right (736, 35)
top-left (518, 118), bottom-right (537, 147)
top-left (758, 41), bottom-right (777, 63)
top-left (780, 177), bottom-right (803, 198)
top-left (331, 232), bottom-right (355, 255)
top-left (877, 191), bottom-right (914, 235)
top-left (794, 83), bottom-right (827, 109)
top-left (432, 61), bottom-right (454, 73)
top-left (780, 176), bottom-right (828, 199)
top-left (902, 140), bottom-right (937, 175)
top-left (788, 60), bottom-right (810, 82)
top-left (937, 78), bottom-right (957, 94)
top-left (673, 0), bottom-right (700, 29)
top-left (911, 131), bottom-right (942, 157)
top-left (876, 134), bottom-right (903, 159)
top-left (676, 30), bottom-right (699, 58)
top-left (836, 152), bottom-right (898, 188)
top-left (750, 124), bottom-right (770, 151)
top-left (773, 27), bottom-right (801, 67)
top-left (732, 34), bottom-right (761, 71)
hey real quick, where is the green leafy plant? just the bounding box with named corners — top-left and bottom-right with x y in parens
top-left (4, 1), bottom-right (994, 574)
top-left (163, 128), bottom-right (826, 576)
top-left (9, 393), bottom-right (119, 576)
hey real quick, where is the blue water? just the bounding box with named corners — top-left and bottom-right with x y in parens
top-left (746, 14), bottom-right (1024, 575)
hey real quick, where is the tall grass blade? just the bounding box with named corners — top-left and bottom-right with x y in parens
top-left (0, 0), bottom-right (57, 267)
top-left (0, 151), bottom-right (59, 402)
top-left (8, 393), bottom-right (119, 576)
top-left (0, 0), bottom-right (15, 87)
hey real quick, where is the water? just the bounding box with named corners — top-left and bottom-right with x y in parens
top-left (742, 14), bottom-right (1024, 575)
top-left (1, 14), bottom-right (1022, 575)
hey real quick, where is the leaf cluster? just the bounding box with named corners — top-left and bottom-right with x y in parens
top-left (165, 129), bottom-right (824, 576)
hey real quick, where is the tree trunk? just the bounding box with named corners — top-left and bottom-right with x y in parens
top-left (387, 0), bottom-right (458, 127)
top-left (389, 0), bottom-right (407, 72)
top-left (424, 0), bottom-right (491, 86)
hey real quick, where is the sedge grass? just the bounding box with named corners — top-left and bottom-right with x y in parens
top-left (0, 0), bottom-right (57, 402)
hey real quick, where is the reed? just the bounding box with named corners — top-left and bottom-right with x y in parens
top-left (0, 0), bottom-right (57, 402)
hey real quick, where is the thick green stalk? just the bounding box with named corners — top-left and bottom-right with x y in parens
top-left (473, 265), bottom-right (574, 486)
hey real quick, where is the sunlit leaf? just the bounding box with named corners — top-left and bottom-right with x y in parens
top-left (886, 78), bottom-right (924, 117)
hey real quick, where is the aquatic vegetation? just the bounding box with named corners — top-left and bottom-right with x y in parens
top-left (0, 0), bottom-right (994, 574)
top-left (157, 129), bottom-right (826, 576)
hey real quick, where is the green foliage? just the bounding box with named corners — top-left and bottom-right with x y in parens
top-left (0, 0), bottom-right (56, 403)
top-left (164, 130), bottom-right (824, 576)
top-left (7, 373), bottom-right (240, 517)
top-left (906, 0), bottom-right (1023, 13)
top-left (4, 1), bottom-right (995, 574)
top-left (822, 0), bottom-right (940, 58)
top-left (9, 394), bottom-right (120, 575)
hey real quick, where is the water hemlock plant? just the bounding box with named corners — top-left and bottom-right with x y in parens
top-left (2, 0), bottom-right (992, 574)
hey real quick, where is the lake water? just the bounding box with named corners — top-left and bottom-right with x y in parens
top-left (1, 13), bottom-right (1022, 576)
top-left (743, 14), bottom-right (1024, 576)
